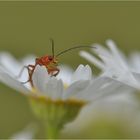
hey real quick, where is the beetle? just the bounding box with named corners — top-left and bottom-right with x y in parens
top-left (19, 39), bottom-right (93, 87)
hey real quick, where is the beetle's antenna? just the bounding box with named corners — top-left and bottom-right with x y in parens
top-left (50, 38), bottom-right (55, 57)
top-left (56, 45), bottom-right (95, 57)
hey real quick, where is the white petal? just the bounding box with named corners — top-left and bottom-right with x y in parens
top-left (79, 51), bottom-right (105, 70)
top-left (92, 41), bottom-right (128, 71)
top-left (91, 43), bottom-right (111, 58)
top-left (0, 52), bottom-right (22, 75)
top-left (32, 65), bottom-right (50, 93)
top-left (63, 80), bottom-right (90, 100)
top-left (57, 65), bottom-right (73, 85)
top-left (91, 40), bottom-right (140, 90)
top-left (129, 52), bottom-right (140, 72)
top-left (106, 39), bottom-right (128, 69)
top-left (46, 78), bottom-right (63, 100)
top-left (71, 65), bottom-right (92, 83)
top-left (10, 124), bottom-right (35, 140)
top-left (91, 44), bottom-right (115, 69)
top-left (0, 71), bottom-right (29, 93)
top-left (132, 72), bottom-right (140, 83)
top-left (32, 65), bottom-right (63, 99)
top-left (0, 65), bottom-right (6, 72)
top-left (78, 76), bottom-right (113, 101)
top-left (89, 81), bottom-right (123, 101)
top-left (0, 53), bottom-right (30, 89)
top-left (103, 69), bottom-right (140, 90)
top-left (21, 54), bottom-right (36, 66)
top-left (90, 79), bottom-right (135, 102)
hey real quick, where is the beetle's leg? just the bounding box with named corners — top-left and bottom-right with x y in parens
top-left (28, 65), bottom-right (35, 69)
top-left (27, 65), bottom-right (35, 75)
top-left (49, 68), bottom-right (60, 77)
top-left (20, 79), bottom-right (30, 84)
top-left (16, 66), bottom-right (29, 79)
top-left (54, 68), bottom-right (60, 76)
top-left (16, 65), bottom-right (35, 79)
top-left (19, 65), bottom-right (36, 85)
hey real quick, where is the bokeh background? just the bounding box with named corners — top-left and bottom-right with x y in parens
top-left (0, 1), bottom-right (140, 138)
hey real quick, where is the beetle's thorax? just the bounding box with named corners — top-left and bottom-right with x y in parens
top-left (35, 55), bottom-right (58, 67)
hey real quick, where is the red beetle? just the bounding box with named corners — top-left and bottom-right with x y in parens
top-left (19, 39), bottom-right (93, 87)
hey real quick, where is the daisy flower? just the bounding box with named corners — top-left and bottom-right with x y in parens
top-left (80, 39), bottom-right (140, 90)
top-left (0, 51), bottom-right (124, 102)
top-left (63, 92), bottom-right (140, 138)
top-left (0, 51), bottom-right (126, 138)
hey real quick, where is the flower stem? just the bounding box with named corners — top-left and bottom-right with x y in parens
top-left (45, 122), bottom-right (60, 139)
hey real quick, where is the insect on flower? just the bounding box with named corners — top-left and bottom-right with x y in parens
top-left (18, 39), bottom-right (94, 87)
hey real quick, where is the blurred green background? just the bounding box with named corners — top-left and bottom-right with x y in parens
top-left (0, 1), bottom-right (140, 138)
